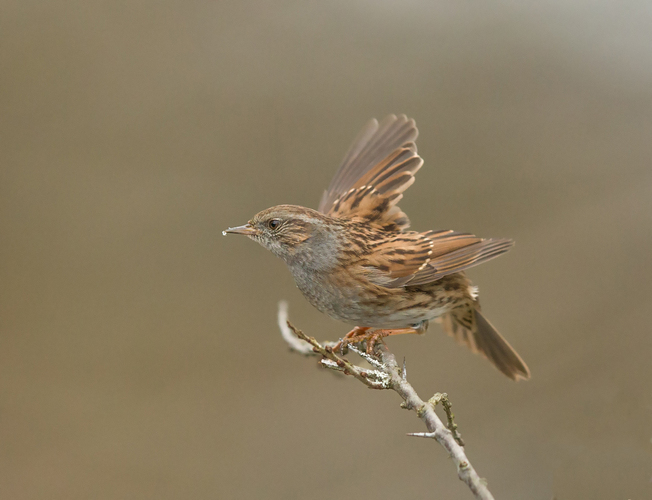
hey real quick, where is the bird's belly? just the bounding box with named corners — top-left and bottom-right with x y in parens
top-left (293, 270), bottom-right (455, 328)
top-left (357, 305), bottom-right (449, 329)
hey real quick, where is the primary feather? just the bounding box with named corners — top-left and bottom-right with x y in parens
top-left (319, 114), bottom-right (422, 231)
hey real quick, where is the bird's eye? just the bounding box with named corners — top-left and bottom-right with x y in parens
top-left (268, 218), bottom-right (281, 230)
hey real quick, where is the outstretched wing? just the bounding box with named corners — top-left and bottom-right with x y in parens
top-left (363, 230), bottom-right (514, 288)
top-left (318, 114), bottom-right (422, 231)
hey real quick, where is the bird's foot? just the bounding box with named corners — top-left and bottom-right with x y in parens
top-left (334, 327), bottom-right (420, 355)
top-left (333, 326), bottom-right (371, 354)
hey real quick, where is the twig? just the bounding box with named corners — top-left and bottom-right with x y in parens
top-left (432, 392), bottom-right (465, 447)
top-left (277, 300), bottom-right (316, 354)
top-left (278, 302), bottom-right (494, 500)
top-left (284, 321), bottom-right (391, 389)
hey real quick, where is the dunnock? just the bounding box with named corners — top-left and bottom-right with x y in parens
top-left (225, 115), bottom-right (529, 380)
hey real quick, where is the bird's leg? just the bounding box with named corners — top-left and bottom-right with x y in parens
top-left (365, 327), bottom-right (420, 354)
top-left (333, 326), bottom-right (371, 354)
top-left (334, 326), bottom-right (421, 355)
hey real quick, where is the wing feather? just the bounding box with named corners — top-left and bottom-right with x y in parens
top-left (319, 115), bottom-right (422, 231)
top-left (364, 231), bottom-right (514, 288)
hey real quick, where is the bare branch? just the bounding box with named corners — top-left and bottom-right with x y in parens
top-left (277, 300), bottom-right (313, 354)
top-left (284, 321), bottom-right (390, 389)
top-left (277, 302), bottom-right (495, 500)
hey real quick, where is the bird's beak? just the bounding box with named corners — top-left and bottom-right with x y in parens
top-left (222, 223), bottom-right (257, 236)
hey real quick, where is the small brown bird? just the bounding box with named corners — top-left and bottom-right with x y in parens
top-left (225, 115), bottom-right (529, 380)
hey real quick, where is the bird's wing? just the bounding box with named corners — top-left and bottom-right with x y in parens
top-left (363, 230), bottom-right (514, 288)
top-left (318, 114), bottom-right (422, 231)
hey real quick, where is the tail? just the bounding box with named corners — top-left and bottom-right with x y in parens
top-left (440, 306), bottom-right (530, 381)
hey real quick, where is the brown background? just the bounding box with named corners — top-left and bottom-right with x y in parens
top-left (2, 1), bottom-right (651, 499)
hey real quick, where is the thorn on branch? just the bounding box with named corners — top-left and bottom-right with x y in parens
top-left (407, 431), bottom-right (437, 439)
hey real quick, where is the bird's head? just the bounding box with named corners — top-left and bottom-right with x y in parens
top-left (224, 205), bottom-right (341, 267)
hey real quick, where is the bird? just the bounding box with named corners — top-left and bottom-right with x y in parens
top-left (224, 114), bottom-right (530, 380)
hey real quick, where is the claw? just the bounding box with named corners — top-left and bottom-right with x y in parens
top-left (365, 331), bottom-right (385, 354)
top-left (333, 326), bottom-right (371, 354)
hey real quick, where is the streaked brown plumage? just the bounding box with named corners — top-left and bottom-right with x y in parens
top-left (225, 115), bottom-right (530, 380)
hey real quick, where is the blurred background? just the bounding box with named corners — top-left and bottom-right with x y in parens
top-left (2, 1), bottom-right (651, 498)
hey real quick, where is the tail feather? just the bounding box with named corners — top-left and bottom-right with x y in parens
top-left (441, 307), bottom-right (530, 381)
